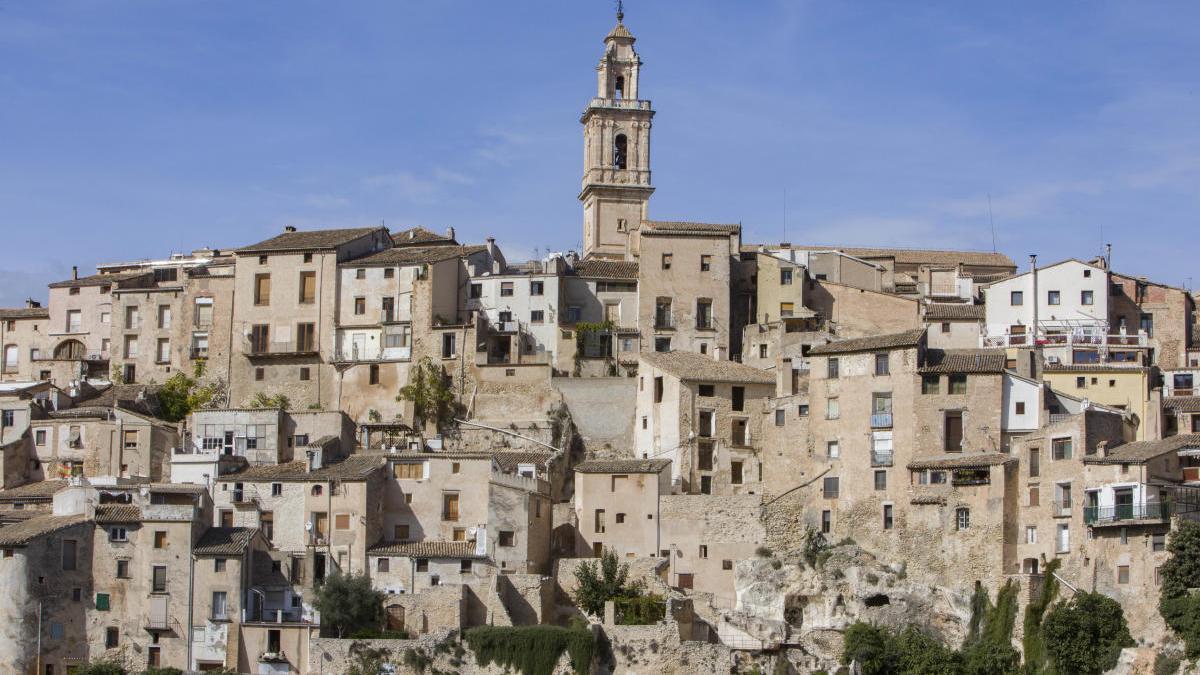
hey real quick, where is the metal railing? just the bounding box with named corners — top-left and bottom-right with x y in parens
top-left (1084, 502), bottom-right (1170, 525)
top-left (1051, 500), bottom-right (1072, 517)
top-left (871, 413), bottom-right (892, 429)
top-left (981, 331), bottom-right (1149, 349)
top-left (246, 340), bottom-right (318, 356)
top-left (190, 347), bottom-right (209, 359)
top-left (870, 452), bottom-right (893, 467)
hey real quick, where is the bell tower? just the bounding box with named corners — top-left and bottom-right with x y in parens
top-left (579, 6), bottom-right (654, 259)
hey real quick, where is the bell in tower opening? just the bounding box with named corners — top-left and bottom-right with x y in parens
top-left (579, 7), bottom-right (655, 260)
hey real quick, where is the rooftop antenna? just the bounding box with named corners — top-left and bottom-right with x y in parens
top-left (987, 192), bottom-right (997, 253)
top-left (783, 187), bottom-right (788, 243)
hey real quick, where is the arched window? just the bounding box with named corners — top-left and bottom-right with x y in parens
top-left (614, 75), bottom-right (625, 99)
top-left (613, 134), bottom-right (628, 170)
top-left (54, 339), bottom-right (86, 360)
top-left (2, 344), bottom-right (16, 372)
top-left (311, 485), bottom-right (323, 496)
top-left (955, 507), bottom-right (970, 530)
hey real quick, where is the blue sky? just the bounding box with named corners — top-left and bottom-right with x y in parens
top-left (2, 1), bottom-right (1198, 305)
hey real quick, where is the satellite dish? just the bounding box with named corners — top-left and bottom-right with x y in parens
top-left (305, 521), bottom-right (314, 532)
top-left (467, 527), bottom-right (478, 536)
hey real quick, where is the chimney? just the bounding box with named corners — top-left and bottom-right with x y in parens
top-left (305, 449), bottom-right (321, 472)
top-left (446, 226), bottom-right (455, 241)
top-left (284, 225), bottom-right (297, 233)
top-left (408, 230), bottom-right (416, 240)
top-left (713, 345), bottom-right (724, 361)
top-left (25, 298), bottom-right (41, 309)
top-left (1096, 440), bottom-right (1111, 457)
top-left (72, 266), bottom-right (78, 280)
top-left (1105, 243), bottom-right (1112, 270)
top-left (1029, 254), bottom-right (1038, 344)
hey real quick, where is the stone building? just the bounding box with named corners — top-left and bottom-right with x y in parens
top-left (1, 302), bottom-right (51, 383)
top-left (923, 302), bottom-right (985, 350)
top-left (1041, 363), bottom-right (1153, 440)
top-left (635, 351), bottom-right (775, 494)
top-left (570, 458), bottom-right (671, 558)
top-left (558, 258), bottom-right (641, 376)
top-left (786, 245), bottom-right (1015, 297)
top-left (1108, 271), bottom-right (1195, 369)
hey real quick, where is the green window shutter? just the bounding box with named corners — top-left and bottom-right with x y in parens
top-left (95, 593), bottom-right (110, 611)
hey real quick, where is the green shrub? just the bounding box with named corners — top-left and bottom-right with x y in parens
top-left (313, 572), bottom-right (385, 638)
top-left (573, 549), bottom-right (640, 615)
top-left (1042, 591), bottom-right (1134, 675)
top-left (464, 624), bottom-right (594, 675)
top-left (78, 662), bottom-right (125, 675)
top-left (614, 594), bottom-right (666, 625)
top-left (1154, 651), bottom-right (1182, 675)
top-left (1023, 557), bottom-right (1061, 674)
top-left (1160, 520), bottom-right (1200, 657)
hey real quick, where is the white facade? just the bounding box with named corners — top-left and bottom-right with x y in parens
top-left (983, 260), bottom-right (1110, 346)
top-left (335, 263), bottom-right (421, 362)
top-left (467, 265), bottom-right (562, 363)
top-left (1002, 372), bottom-right (1041, 433)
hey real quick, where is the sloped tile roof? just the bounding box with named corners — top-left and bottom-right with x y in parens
top-left (95, 504), bottom-right (141, 523)
top-left (606, 20), bottom-right (634, 40)
top-left (48, 270), bottom-right (149, 289)
top-left (788, 245), bottom-right (1015, 269)
top-left (0, 480), bottom-right (67, 502)
top-left (642, 221), bottom-right (741, 237)
top-left (924, 304), bottom-right (985, 320)
top-left (1083, 434), bottom-right (1200, 465)
top-left (575, 458), bottom-right (672, 474)
top-left (0, 307), bottom-right (49, 320)
top-left (195, 527), bottom-right (258, 556)
top-left (0, 513), bottom-right (89, 546)
top-left (216, 455), bottom-right (384, 483)
top-left (571, 259), bottom-right (639, 280)
top-left (919, 349), bottom-right (1007, 374)
top-left (368, 540), bottom-right (485, 559)
top-left (493, 452), bottom-right (555, 473)
top-left (807, 329), bottom-right (926, 356)
top-left (907, 453), bottom-right (1016, 470)
top-left (639, 351), bottom-right (775, 384)
top-left (352, 244), bottom-right (485, 267)
top-left (1165, 397), bottom-right (1200, 413)
top-left (390, 227), bottom-right (456, 247)
top-left (237, 227), bottom-right (384, 254)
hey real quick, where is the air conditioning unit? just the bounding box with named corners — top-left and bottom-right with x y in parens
top-left (1046, 356), bottom-right (1061, 365)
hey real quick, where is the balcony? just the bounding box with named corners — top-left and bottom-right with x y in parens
top-left (870, 451), bottom-right (893, 468)
top-left (259, 651), bottom-right (288, 664)
top-left (951, 468), bottom-right (990, 486)
top-left (1084, 502), bottom-right (1171, 526)
top-left (1051, 500), bottom-right (1072, 518)
top-left (981, 330), bottom-right (1149, 349)
top-left (190, 347), bottom-right (209, 360)
top-left (246, 340), bottom-right (318, 358)
top-left (654, 316), bottom-right (674, 330)
top-left (870, 413), bottom-right (893, 429)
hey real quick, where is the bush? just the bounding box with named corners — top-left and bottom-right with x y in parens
top-left (1023, 557), bottom-right (1061, 674)
top-left (464, 624), bottom-right (594, 675)
top-left (78, 662), bottom-right (125, 675)
top-left (143, 669), bottom-right (184, 675)
top-left (614, 594), bottom-right (666, 625)
top-left (1042, 591), bottom-right (1134, 675)
top-left (313, 572), bottom-right (385, 638)
top-left (1160, 520), bottom-right (1200, 657)
top-left (573, 549), bottom-right (639, 616)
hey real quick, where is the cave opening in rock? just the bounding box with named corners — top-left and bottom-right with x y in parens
top-left (864, 594), bottom-right (891, 607)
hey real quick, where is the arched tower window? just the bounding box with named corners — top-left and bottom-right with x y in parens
top-left (613, 134), bottom-right (628, 170)
top-left (614, 75), bottom-right (625, 99)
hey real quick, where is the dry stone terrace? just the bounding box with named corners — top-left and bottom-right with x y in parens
top-left (0, 7), bottom-right (1196, 675)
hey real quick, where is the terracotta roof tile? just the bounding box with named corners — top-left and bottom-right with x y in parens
top-left (0, 307), bottom-right (49, 320)
top-left (95, 504), bottom-right (141, 523)
top-left (907, 453), bottom-right (1016, 470)
top-left (919, 349), bottom-right (1007, 374)
top-left (788, 245), bottom-right (1015, 269)
top-left (571, 259), bottom-right (639, 280)
top-left (353, 244), bottom-right (486, 267)
top-left (368, 540), bottom-right (485, 559)
top-left (217, 455), bottom-right (384, 482)
top-left (195, 527), bottom-right (258, 556)
top-left (642, 221), bottom-right (740, 237)
top-left (575, 458), bottom-right (671, 474)
top-left (48, 271), bottom-right (150, 289)
top-left (639, 351), bottom-right (774, 384)
top-left (390, 227), bottom-right (457, 247)
top-left (924, 304), bottom-right (985, 320)
top-left (0, 480), bottom-right (67, 502)
top-left (1083, 434), bottom-right (1200, 465)
top-left (0, 513), bottom-right (89, 546)
top-left (807, 329), bottom-right (926, 356)
top-left (1165, 397), bottom-right (1200, 413)
top-left (493, 452), bottom-right (555, 473)
top-left (237, 227), bottom-right (384, 254)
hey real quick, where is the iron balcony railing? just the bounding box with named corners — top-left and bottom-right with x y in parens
top-left (1084, 502), bottom-right (1171, 525)
top-left (870, 452), bottom-right (893, 468)
top-left (1051, 500), bottom-right (1072, 517)
top-left (870, 413), bottom-right (892, 429)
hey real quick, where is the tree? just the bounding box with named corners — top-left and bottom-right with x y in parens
top-left (246, 391), bottom-right (291, 410)
top-left (1160, 520), bottom-right (1200, 656)
top-left (313, 572), bottom-right (385, 638)
top-left (842, 622), bottom-right (892, 675)
top-left (155, 372), bottom-right (222, 422)
top-left (345, 646), bottom-right (393, 675)
top-left (573, 549), bottom-right (638, 616)
top-left (1042, 591), bottom-right (1134, 675)
top-left (396, 356), bottom-right (457, 431)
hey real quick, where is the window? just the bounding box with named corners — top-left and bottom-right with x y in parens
top-left (335, 514), bottom-right (351, 530)
top-left (155, 338), bottom-right (170, 363)
top-left (826, 440), bottom-right (840, 459)
top-left (654, 376), bottom-right (664, 403)
top-left (393, 462), bottom-right (423, 479)
top-left (780, 302), bottom-right (794, 318)
top-left (254, 274), bottom-right (271, 305)
top-left (661, 253), bottom-right (672, 270)
top-left (732, 386), bottom-right (745, 411)
top-left (377, 557), bottom-right (389, 573)
top-left (1052, 438), bottom-right (1073, 461)
top-left (1141, 313), bottom-right (1154, 337)
top-left (1028, 448), bottom-right (1040, 477)
top-left (369, 364), bottom-right (379, 385)
top-left (821, 510), bottom-right (832, 534)
top-left (95, 593), bottom-right (111, 611)
top-left (697, 410), bottom-right (713, 437)
top-left (154, 531), bottom-right (167, 549)
top-left (394, 524), bottom-right (410, 540)
top-left (1047, 290), bottom-right (1061, 305)
top-left (416, 560), bottom-right (429, 573)
top-left (109, 527), bottom-right (128, 542)
top-left (355, 268), bottom-right (366, 279)
top-left (1026, 526), bottom-right (1037, 544)
top-left (874, 353), bottom-right (889, 376)
top-left (211, 591), bottom-right (228, 620)
top-left (1056, 524), bottom-right (1070, 553)
top-left (883, 504), bottom-right (893, 530)
top-left (874, 470), bottom-right (886, 491)
top-left (62, 540), bottom-right (77, 571)
top-left (1117, 565), bottom-right (1129, 584)
top-left (1028, 486), bottom-right (1040, 507)
top-left (956, 508), bottom-right (970, 530)
top-left (499, 282), bottom-right (514, 297)
top-left (105, 627), bottom-right (119, 649)
top-left (125, 305), bottom-right (140, 330)
top-left (700, 255), bottom-right (712, 272)
top-left (123, 429), bottom-right (138, 450)
top-left (152, 566), bottom-right (167, 593)
top-left (944, 411), bottom-right (963, 451)
top-left (1015, 401), bottom-right (1026, 415)
top-left (1010, 291), bottom-right (1023, 306)
top-left (775, 409), bottom-right (785, 426)
top-left (731, 461), bottom-right (744, 484)
top-left (827, 358), bottom-right (839, 379)
top-left (530, 280), bottom-right (544, 296)
top-left (460, 559), bottom-right (473, 574)
top-left (441, 333), bottom-right (456, 358)
top-left (442, 493), bottom-right (460, 521)
top-left (1081, 290), bottom-right (1094, 305)
top-left (698, 384), bottom-right (715, 397)
top-left (798, 404), bottom-right (809, 417)
top-left (826, 397), bottom-right (839, 420)
top-left (594, 509), bottom-right (606, 533)
top-left (780, 269), bottom-right (793, 285)
top-left (759, 344), bottom-right (767, 358)
top-left (922, 374), bottom-right (940, 394)
top-left (214, 558), bottom-right (226, 573)
top-left (499, 531), bottom-right (515, 547)
top-left (697, 442), bottom-right (714, 470)
top-left (383, 266), bottom-right (395, 279)
top-left (157, 305), bottom-right (171, 329)
top-left (353, 297), bottom-right (366, 315)
top-left (696, 299), bottom-right (713, 330)
top-left (530, 310), bottom-right (544, 324)
top-left (299, 367), bottom-right (310, 381)
top-left (941, 322), bottom-right (951, 333)
top-left (949, 374), bottom-right (967, 394)
top-left (823, 477), bottom-right (839, 499)
top-left (700, 475), bottom-right (712, 494)
top-left (116, 559), bottom-right (130, 578)
top-left (298, 271), bottom-right (316, 304)
top-left (470, 283), bottom-right (482, 299)
top-left (124, 336), bottom-right (139, 359)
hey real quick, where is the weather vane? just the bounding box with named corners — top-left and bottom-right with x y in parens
top-left (616, 0), bottom-right (624, 22)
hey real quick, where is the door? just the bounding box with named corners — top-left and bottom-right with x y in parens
top-left (352, 333), bottom-right (366, 359)
top-left (382, 297), bottom-right (394, 323)
top-left (223, 431), bottom-right (235, 456)
top-left (944, 412), bottom-right (964, 452)
top-left (219, 510), bottom-right (233, 528)
top-left (386, 605), bottom-right (406, 632)
top-left (313, 512), bottom-right (328, 540)
top-left (314, 553), bottom-right (326, 583)
top-left (677, 573), bottom-right (694, 589)
top-left (1023, 558), bottom-right (1039, 575)
top-left (1113, 488), bottom-right (1134, 517)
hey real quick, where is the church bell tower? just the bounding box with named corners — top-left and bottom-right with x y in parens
top-left (579, 6), bottom-right (654, 259)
